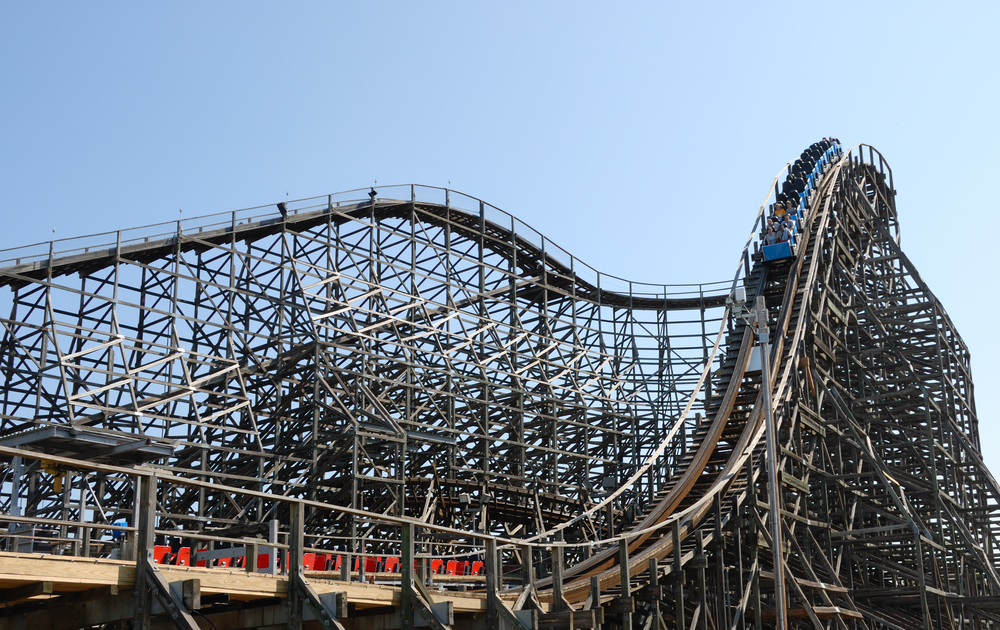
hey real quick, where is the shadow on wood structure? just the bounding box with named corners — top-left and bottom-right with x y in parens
top-left (0, 143), bottom-right (997, 629)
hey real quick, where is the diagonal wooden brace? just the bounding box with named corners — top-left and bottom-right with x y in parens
top-left (292, 572), bottom-right (348, 630)
top-left (490, 590), bottom-right (536, 630)
top-left (412, 592), bottom-right (454, 630)
top-left (143, 558), bottom-right (199, 630)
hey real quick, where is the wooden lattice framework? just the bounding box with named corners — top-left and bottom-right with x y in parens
top-left (0, 144), bottom-right (996, 629)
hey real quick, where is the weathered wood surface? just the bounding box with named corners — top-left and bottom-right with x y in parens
top-left (0, 552), bottom-right (487, 612)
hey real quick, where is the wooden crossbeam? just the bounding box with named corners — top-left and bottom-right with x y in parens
top-left (0, 580), bottom-right (53, 604)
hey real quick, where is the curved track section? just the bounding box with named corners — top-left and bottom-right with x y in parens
top-left (0, 145), bottom-right (997, 629)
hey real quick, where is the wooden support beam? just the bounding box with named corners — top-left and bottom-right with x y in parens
top-left (400, 522), bottom-right (453, 630)
top-left (484, 537), bottom-right (497, 630)
top-left (143, 559), bottom-right (200, 630)
top-left (648, 559), bottom-right (663, 630)
top-left (484, 538), bottom-right (532, 630)
top-left (298, 582), bottom-right (348, 630)
top-left (401, 523), bottom-right (415, 630)
top-left (586, 575), bottom-right (600, 612)
top-left (618, 538), bottom-right (632, 630)
top-left (672, 521), bottom-right (685, 630)
top-left (551, 532), bottom-right (571, 611)
top-left (1, 581), bottom-right (53, 604)
top-left (521, 544), bottom-right (533, 591)
top-left (693, 534), bottom-right (707, 630)
top-left (289, 502), bottom-right (305, 630)
top-left (289, 502), bottom-right (347, 630)
top-left (512, 545), bottom-right (542, 612)
top-left (134, 474), bottom-right (155, 630)
top-left (182, 579), bottom-right (200, 611)
top-left (246, 541), bottom-right (258, 574)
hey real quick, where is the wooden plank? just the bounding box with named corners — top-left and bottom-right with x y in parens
top-left (780, 471), bottom-right (809, 493)
top-left (808, 607), bottom-right (864, 620)
top-left (0, 553), bottom-right (486, 613)
top-left (759, 606), bottom-right (864, 622)
top-left (0, 553), bottom-right (122, 589)
top-left (794, 578), bottom-right (848, 594)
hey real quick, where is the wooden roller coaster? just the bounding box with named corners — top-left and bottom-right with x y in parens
top-left (0, 143), bottom-right (996, 629)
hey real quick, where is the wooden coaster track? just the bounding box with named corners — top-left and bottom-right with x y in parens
top-left (0, 143), bottom-right (997, 629)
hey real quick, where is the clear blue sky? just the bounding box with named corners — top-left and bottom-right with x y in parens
top-left (3, 2), bottom-right (999, 473)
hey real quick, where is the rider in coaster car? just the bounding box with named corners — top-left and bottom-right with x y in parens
top-left (782, 214), bottom-right (796, 233)
top-left (765, 226), bottom-right (778, 245)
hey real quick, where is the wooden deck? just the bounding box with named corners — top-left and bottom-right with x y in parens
top-left (0, 551), bottom-right (498, 630)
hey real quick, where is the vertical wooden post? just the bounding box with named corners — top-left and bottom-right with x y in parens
top-left (755, 295), bottom-right (786, 630)
top-left (288, 502), bottom-right (305, 630)
top-left (673, 521), bottom-right (685, 630)
top-left (358, 545), bottom-right (366, 583)
top-left (10, 457), bottom-right (22, 517)
top-left (734, 504), bottom-right (746, 629)
top-left (485, 537), bottom-right (498, 630)
top-left (696, 533), bottom-right (707, 630)
top-left (400, 522), bottom-right (414, 630)
top-left (648, 558), bottom-right (661, 625)
top-left (618, 539), bottom-right (632, 630)
top-left (78, 473), bottom-right (90, 557)
top-left (552, 532), bottom-right (567, 610)
top-left (714, 494), bottom-right (729, 630)
top-left (340, 546), bottom-right (350, 582)
top-left (749, 510), bottom-right (762, 630)
top-left (9, 457), bottom-right (22, 552)
top-left (247, 541), bottom-right (258, 574)
top-left (133, 475), bottom-right (155, 630)
top-left (521, 544), bottom-right (534, 590)
top-left (265, 519), bottom-right (279, 575)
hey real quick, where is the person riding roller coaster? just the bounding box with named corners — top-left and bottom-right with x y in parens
top-left (765, 226), bottom-right (778, 245)
top-left (772, 139), bottom-right (839, 222)
top-left (761, 138), bottom-right (841, 261)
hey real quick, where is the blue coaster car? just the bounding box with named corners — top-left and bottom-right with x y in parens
top-left (763, 240), bottom-right (795, 261)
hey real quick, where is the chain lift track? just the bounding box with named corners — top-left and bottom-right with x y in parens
top-left (0, 144), bottom-right (997, 629)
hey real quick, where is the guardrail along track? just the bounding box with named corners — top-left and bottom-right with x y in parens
top-left (0, 146), bottom-right (997, 630)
